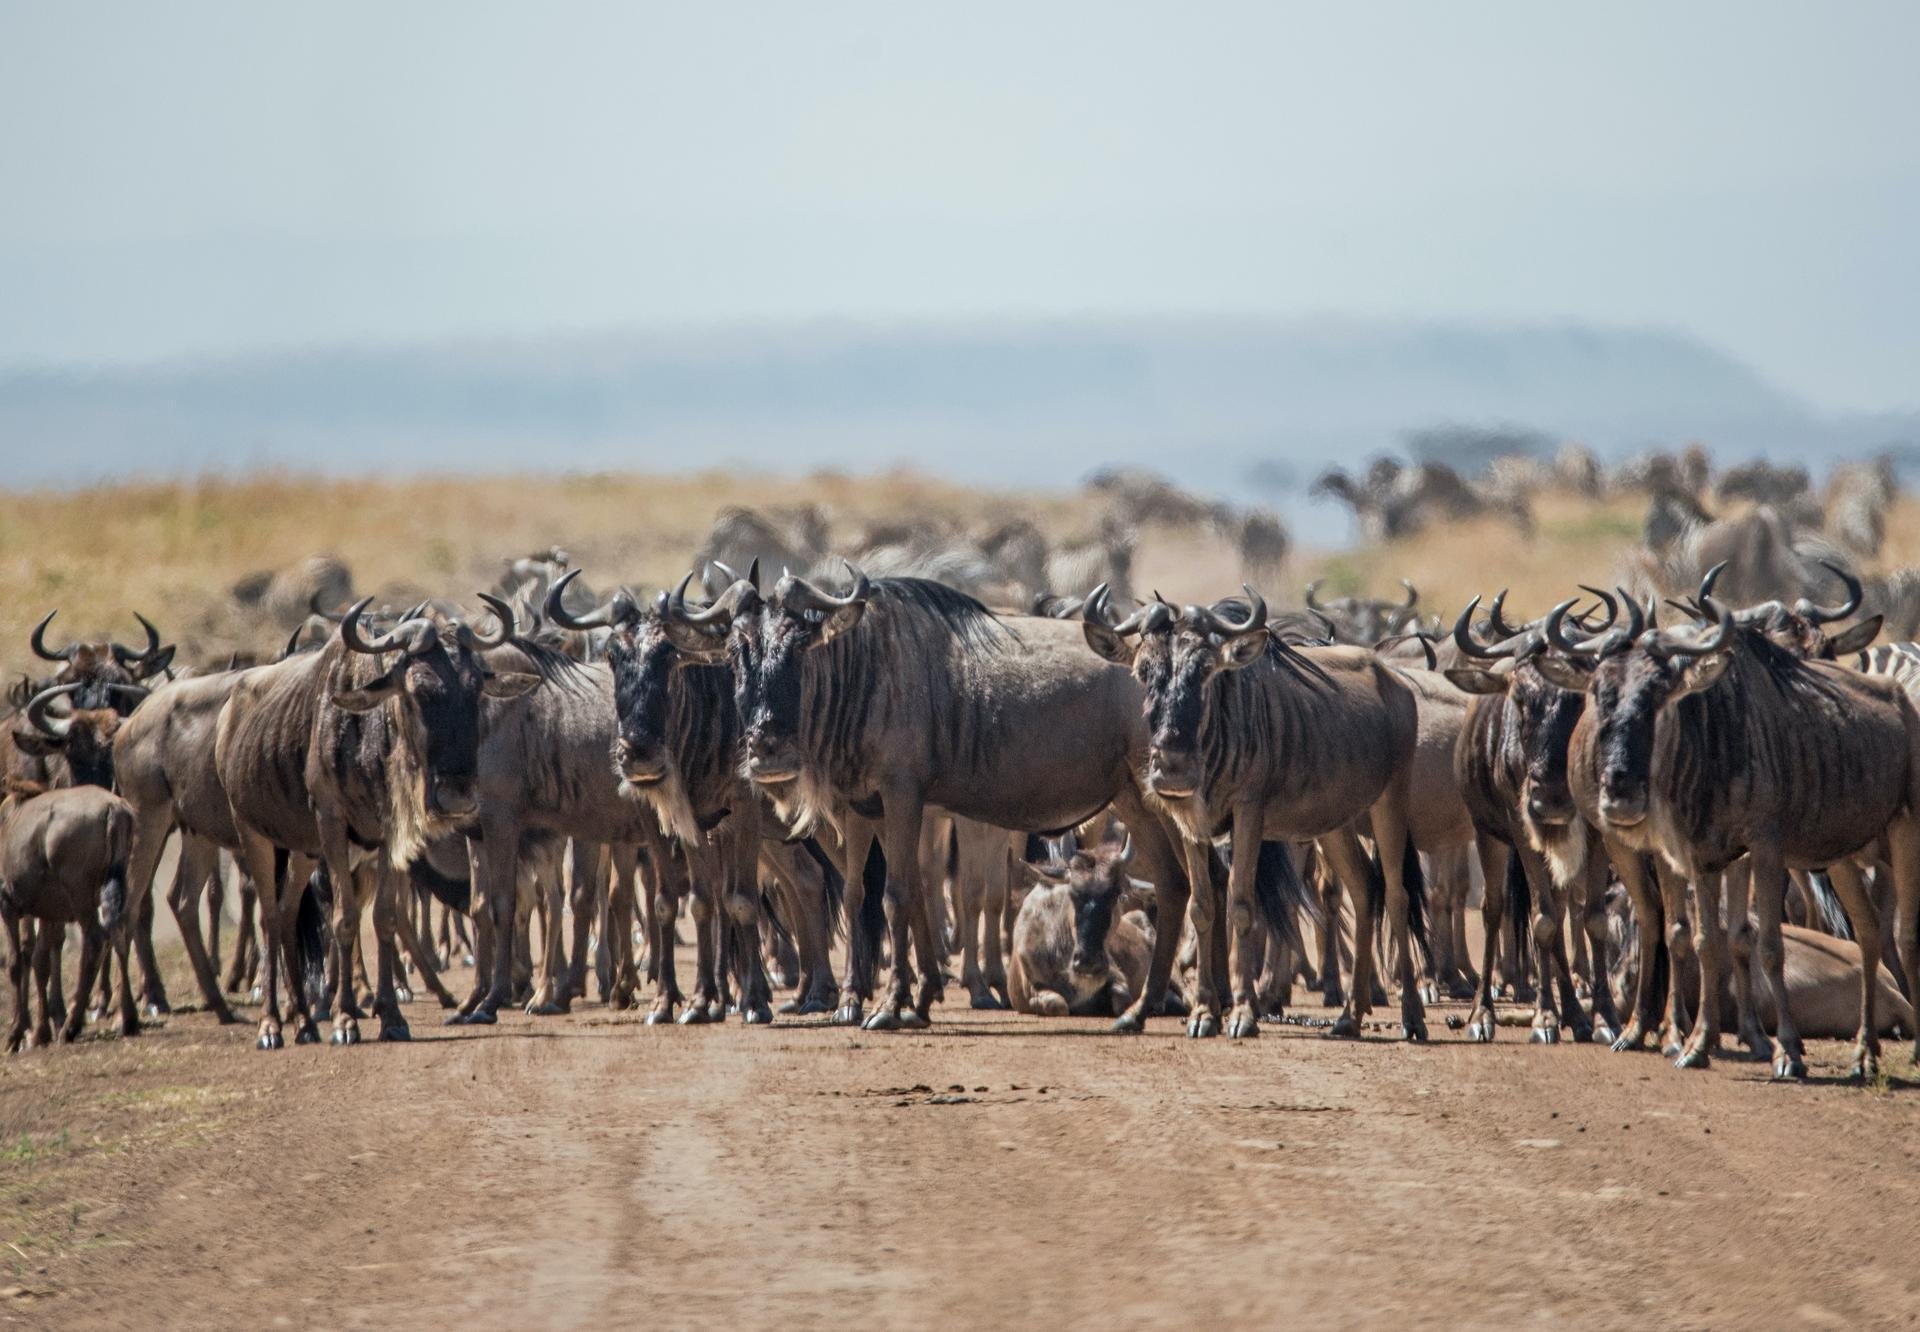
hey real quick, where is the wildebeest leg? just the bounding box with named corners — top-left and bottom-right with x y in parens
top-left (1223, 802), bottom-right (1269, 1039)
top-left (952, 830), bottom-right (988, 1008)
top-left (1373, 795), bottom-right (1428, 1042)
top-left (232, 831), bottom-right (304, 1047)
top-left (130, 888), bottom-right (169, 1018)
top-left (645, 845), bottom-right (686, 1025)
top-left (3, 911), bottom-right (26, 1054)
top-left (30, 926), bottom-right (59, 1047)
top-left (319, 824), bottom-right (374, 1047)
top-left (1822, 857), bottom-right (1883, 1080)
top-left (556, 842), bottom-right (607, 1013)
top-left (1674, 868), bottom-right (1727, 1069)
top-left (1884, 813), bottom-right (1920, 1067)
top-left (1519, 847), bottom-right (1582, 1045)
top-left (1177, 837), bottom-right (1223, 1039)
top-left (761, 841), bottom-right (835, 1014)
top-left (1318, 866), bottom-right (1344, 1008)
top-left (834, 817), bottom-right (881, 1026)
top-left (979, 834), bottom-right (1012, 1009)
top-left (1651, 860), bottom-right (1694, 1055)
top-left (680, 879), bottom-right (721, 1024)
top-left (606, 843), bottom-right (641, 1010)
top-left (1574, 839), bottom-right (1620, 1043)
top-left (465, 815), bottom-right (520, 1024)
top-left (165, 834), bottom-right (239, 1022)
top-left (390, 885), bottom-right (456, 1010)
top-left (369, 868), bottom-right (411, 1041)
top-left (1318, 830), bottom-right (1377, 1038)
top-left (1604, 844), bottom-right (1663, 1051)
top-left (225, 875), bottom-right (259, 996)
top-left (1718, 857), bottom-right (1768, 1058)
top-left (865, 791), bottom-right (928, 1031)
top-left (62, 921), bottom-right (109, 1044)
top-left (1747, 843), bottom-right (1806, 1080)
top-left (1108, 797), bottom-right (1191, 1033)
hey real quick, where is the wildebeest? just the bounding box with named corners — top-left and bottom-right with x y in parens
top-left (1544, 593), bottom-right (1920, 1079)
top-left (1008, 836), bottom-right (1183, 1018)
top-left (1, 780), bottom-right (134, 1050)
top-left (673, 562), bottom-right (1200, 1034)
top-left (216, 599), bottom-right (537, 1048)
top-left (1082, 585), bottom-right (1429, 1041)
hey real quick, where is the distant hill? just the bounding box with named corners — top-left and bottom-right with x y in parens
top-left (3, 317), bottom-right (1914, 538)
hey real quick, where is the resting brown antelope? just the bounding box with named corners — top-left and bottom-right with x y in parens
top-left (1546, 592), bottom-right (1920, 1079)
top-left (217, 598), bottom-right (537, 1048)
top-left (667, 563), bottom-right (1201, 1035)
top-left (1008, 836), bottom-right (1183, 1018)
top-left (1, 779), bottom-right (134, 1051)
top-left (1082, 586), bottom-right (1429, 1041)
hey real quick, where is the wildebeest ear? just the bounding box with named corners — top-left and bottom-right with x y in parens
top-left (329, 663), bottom-right (407, 713)
top-left (1674, 651), bottom-right (1732, 699)
top-left (10, 725), bottom-right (62, 756)
top-left (481, 669), bottom-right (540, 700)
top-left (1022, 859), bottom-right (1070, 886)
top-left (1118, 882), bottom-right (1155, 915)
top-left (811, 602), bottom-right (867, 649)
top-left (1823, 615), bottom-right (1882, 657)
top-left (1443, 666), bottom-right (1509, 696)
top-left (141, 645), bottom-right (177, 679)
top-left (1532, 655), bottom-right (1592, 693)
top-left (1218, 627), bottom-right (1270, 671)
top-left (1082, 621), bottom-right (1137, 667)
top-left (660, 622), bottom-right (732, 662)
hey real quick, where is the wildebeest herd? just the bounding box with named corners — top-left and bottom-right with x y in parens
top-left (5, 498), bottom-right (1920, 1093)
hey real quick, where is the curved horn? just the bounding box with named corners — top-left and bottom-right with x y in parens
top-left (1543, 597), bottom-right (1610, 659)
top-left (669, 570), bottom-right (736, 630)
top-left (107, 682), bottom-right (150, 707)
top-left (1575, 585), bottom-right (1619, 632)
top-left (24, 683), bottom-right (79, 739)
top-left (1698, 561), bottom-right (1727, 605)
top-left (1657, 594), bottom-right (1734, 658)
top-left (1400, 579), bottom-right (1419, 609)
top-left (1116, 831), bottom-right (1135, 867)
top-left (340, 596), bottom-right (410, 654)
top-left (1487, 588), bottom-right (1523, 640)
top-left (111, 612), bottom-right (164, 668)
top-left (470, 593), bottom-right (517, 648)
top-left (544, 569), bottom-right (637, 631)
top-left (1216, 586), bottom-right (1268, 634)
top-left (1618, 586), bottom-right (1645, 644)
top-left (1795, 561), bottom-right (1863, 625)
top-left (29, 611), bottom-right (74, 663)
top-left (1452, 597), bottom-right (1500, 659)
top-left (307, 592), bottom-right (347, 623)
top-left (1304, 581), bottom-right (1325, 612)
top-left (780, 562), bottom-right (871, 615)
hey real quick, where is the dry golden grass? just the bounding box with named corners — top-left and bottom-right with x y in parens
top-left (5, 471), bottom-right (1915, 683)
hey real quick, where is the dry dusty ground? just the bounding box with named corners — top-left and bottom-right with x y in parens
top-left (3, 930), bottom-right (1919, 1332)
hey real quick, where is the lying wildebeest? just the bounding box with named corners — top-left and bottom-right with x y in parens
top-left (1082, 585), bottom-right (1427, 1041)
top-left (1546, 592), bottom-right (1920, 1079)
top-left (1008, 836), bottom-right (1186, 1018)
top-left (671, 563), bottom-right (1201, 1033)
top-left (1, 780), bottom-right (134, 1051)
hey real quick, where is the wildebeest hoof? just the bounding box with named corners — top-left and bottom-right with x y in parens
top-left (1226, 1012), bottom-right (1260, 1040)
top-left (899, 1010), bottom-right (932, 1030)
top-left (528, 1001), bottom-right (566, 1017)
top-left (86, 1006), bottom-right (106, 1025)
top-left (462, 1009), bottom-right (498, 1026)
top-left (142, 1001), bottom-right (167, 1020)
top-left (1848, 1050), bottom-right (1879, 1082)
top-left (332, 1021), bottom-right (360, 1046)
top-left (1529, 1021), bottom-right (1560, 1045)
top-left (969, 990), bottom-right (1003, 1011)
top-left (778, 997), bottom-right (802, 1014)
top-left (394, 984), bottom-right (414, 1005)
top-left (1326, 1014), bottom-right (1361, 1040)
top-left (1674, 1045), bottom-right (1710, 1070)
top-left (1418, 981), bottom-right (1440, 1005)
top-left (1447, 979), bottom-right (1477, 1001)
top-left (1661, 1038), bottom-right (1685, 1059)
top-left (644, 1006), bottom-right (674, 1025)
top-left (1772, 1052), bottom-right (1808, 1081)
top-left (678, 1004), bottom-right (714, 1025)
top-left (249, 984), bottom-right (264, 1003)
top-left (1321, 987), bottom-right (1344, 1009)
top-left (1574, 980), bottom-right (1592, 1002)
top-left (1591, 1021), bottom-right (1617, 1046)
top-left (378, 1022), bottom-right (412, 1042)
top-left (1402, 1019), bottom-right (1428, 1042)
top-left (1465, 1008), bottom-right (1494, 1043)
top-left (256, 1025), bottom-right (284, 1051)
top-left (1187, 1012), bottom-right (1220, 1039)
top-left (862, 1008), bottom-right (903, 1031)
top-left (831, 1002), bottom-right (864, 1026)
top-left (1570, 1022), bottom-right (1595, 1045)
top-left (1111, 1011), bottom-right (1145, 1034)
top-left (741, 1002), bottom-right (775, 1025)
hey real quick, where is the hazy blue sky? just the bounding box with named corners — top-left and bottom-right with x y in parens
top-left (3, 2), bottom-right (1915, 410)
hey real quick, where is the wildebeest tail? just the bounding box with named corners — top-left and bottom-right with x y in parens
top-left (849, 839), bottom-right (888, 983)
top-left (1504, 850), bottom-right (1530, 927)
top-left (1252, 840), bottom-right (1312, 959)
top-left (1806, 870), bottom-right (1853, 941)
top-left (409, 854), bottom-right (471, 914)
top-left (97, 862), bottom-right (129, 935)
top-left (294, 863), bottom-right (331, 1011)
top-left (1401, 837), bottom-right (1432, 974)
top-left (800, 836), bottom-right (846, 943)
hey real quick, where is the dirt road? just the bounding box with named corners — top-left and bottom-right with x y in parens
top-left (3, 951), bottom-right (1919, 1330)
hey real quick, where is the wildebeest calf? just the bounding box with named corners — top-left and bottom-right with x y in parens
top-left (1009, 840), bottom-right (1187, 1018)
top-left (1, 783), bottom-right (135, 1051)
